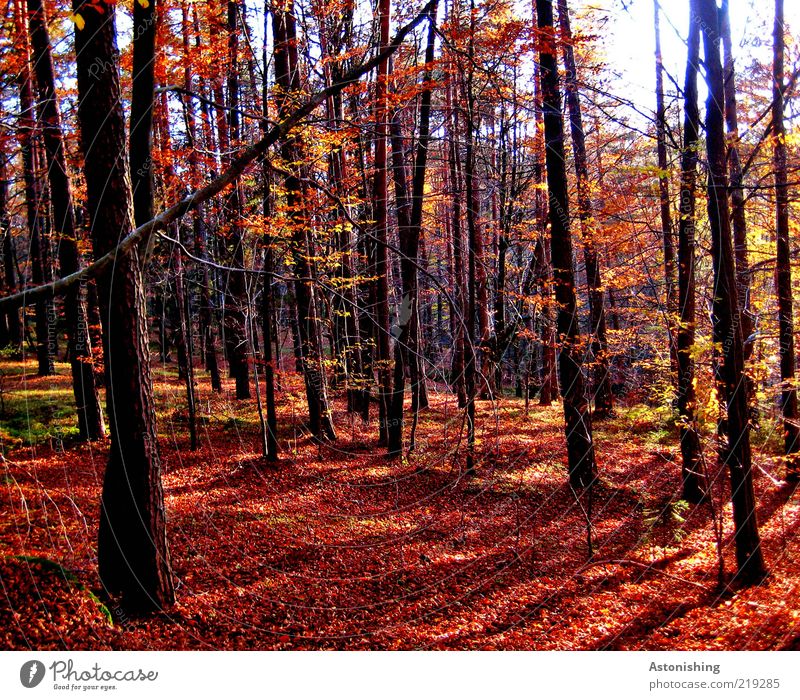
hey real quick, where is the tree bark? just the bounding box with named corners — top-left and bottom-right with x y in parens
top-left (654, 0), bottom-right (678, 384)
top-left (26, 0), bottom-right (104, 439)
top-left (698, 0), bottom-right (766, 583)
top-left (536, 0), bottom-right (597, 488)
top-left (273, 0), bottom-right (336, 440)
top-left (16, 0), bottom-right (54, 376)
top-left (676, 1), bottom-right (705, 503)
top-left (73, 0), bottom-right (174, 611)
top-left (372, 0), bottom-right (393, 444)
top-left (772, 0), bottom-right (799, 477)
top-left (181, 3), bottom-right (222, 393)
top-left (557, 0), bottom-right (613, 418)
top-left (387, 2), bottom-right (438, 456)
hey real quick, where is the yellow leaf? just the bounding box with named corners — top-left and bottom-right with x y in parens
top-left (137, 0), bottom-right (150, 7)
top-left (70, 13), bottom-right (85, 30)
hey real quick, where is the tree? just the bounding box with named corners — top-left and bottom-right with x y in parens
top-left (536, 0), bottom-right (597, 489)
top-left (557, 0), bottom-right (613, 418)
top-left (26, 0), bottom-right (104, 440)
top-left (387, 1), bottom-right (438, 456)
top-left (372, 0), bottom-right (393, 444)
top-left (272, 0), bottom-right (336, 440)
top-left (698, 0), bottom-right (765, 584)
top-left (72, 0), bottom-right (174, 610)
top-left (653, 0), bottom-right (677, 385)
top-left (675, 0), bottom-right (705, 503)
top-left (772, 0), bottom-right (799, 479)
top-left (15, 0), bottom-right (53, 377)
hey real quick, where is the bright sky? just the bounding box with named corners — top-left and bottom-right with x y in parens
top-left (579, 0), bottom-right (800, 125)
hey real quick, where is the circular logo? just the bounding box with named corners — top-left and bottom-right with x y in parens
top-left (20, 660), bottom-right (45, 689)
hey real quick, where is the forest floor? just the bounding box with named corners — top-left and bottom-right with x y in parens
top-left (1, 358), bottom-right (800, 650)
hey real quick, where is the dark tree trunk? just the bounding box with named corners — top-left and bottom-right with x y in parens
top-left (223, 0), bottom-right (251, 400)
top-left (536, 0), bottom-right (597, 488)
top-left (0, 152), bottom-right (21, 350)
top-left (372, 0), bottom-right (393, 444)
top-left (73, 0), bottom-right (174, 611)
top-left (654, 0), bottom-right (678, 384)
top-left (26, 0), bottom-right (104, 440)
top-left (533, 64), bottom-right (556, 407)
top-left (260, 3), bottom-right (278, 462)
top-left (181, 4), bottom-right (221, 393)
top-left (463, 1), bottom-right (491, 404)
top-left (445, 73), bottom-right (467, 409)
top-left (273, 0), bottom-right (335, 440)
top-left (129, 0), bottom-right (157, 230)
top-left (720, 0), bottom-right (753, 351)
top-left (698, 0), bottom-right (766, 583)
top-left (387, 2), bottom-right (438, 456)
top-left (557, 0), bottom-right (613, 419)
top-left (16, 5), bottom-right (54, 377)
top-left (772, 0), bottom-right (799, 477)
top-left (676, 1), bottom-right (705, 503)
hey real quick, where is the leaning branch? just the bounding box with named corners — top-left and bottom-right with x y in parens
top-left (0, 0), bottom-right (437, 312)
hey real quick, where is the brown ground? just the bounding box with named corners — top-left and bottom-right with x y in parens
top-left (1, 360), bottom-right (799, 650)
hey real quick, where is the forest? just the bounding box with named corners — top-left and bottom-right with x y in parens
top-left (0, 0), bottom-right (799, 650)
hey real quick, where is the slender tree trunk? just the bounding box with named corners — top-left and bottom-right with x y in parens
top-left (445, 72), bottom-right (467, 408)
top-left (73, 0), bottom-right (174, 610)
top-left (536, 0), bottom-right (597, 488)
top-left (463, 0), bottom-right (491, 404)
top-left (0, 152), bottom-right (21, 350)
top-left (26, 0), bottom-right (104, 439)
top-left (16, 0), bottom-right (53, 376)
top-left (533, 64), bottom-right (556, 407)
top-left (224, 0), bottom-right (252, 400)
top-left (720, 0), bottom-right (753, 350)
top-left (698, 0), bottom-right (765, 583)
top-left (372, 0), bottom-right (393, 444)
top-left (129, 0), bottom-right (157, 231)
top-left (273, 0), bottom-right (335, 440)
top-left (181, 4), bottom-right (222, 393)
top-left (676, 1), bottom-right (705, 503)
top-left (387, 2), bottom-right (438, 456)
top-left (772, 0), bottom-right (799, 478)
top-left (260, 3), bottom-right (278, 462)
top-left (654, 0), bottom-right (678, 384)
top-left (557, 0), bottom-right (613, 418)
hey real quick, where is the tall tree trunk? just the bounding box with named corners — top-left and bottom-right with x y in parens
top-left (0, 151), bottom-right (21, 350)
top-left (557, 0), bottom-right (613, 419)
top-left (16, 0), bottom-right (54, 377)
top-left (445, 69), bottom-right (467, 408)
top-left (387, 2), bottom-right (438, 456)
top-left (536, 0), bottom-right (597, 488)
top-left (698, 0), bottom-right (766, 583)
top-left (676, 0), bottom-right (705, 503)
top-left (720, 0), bottom-right (753, 351)
top-left (372, 0), bottom-right (393, 444)
top-left (463, 0), bottom-right (492, 404)
top-left (224, 0), bottom-right (252, 400)
top-left (26, 0), bottom-right (104, 439)
top-left (273, 0), bottom-right (335, 440)
top-left (181, 4), bottom-right (222, 393)
top-left (129, 0), bottom-right (157, 230)
top-left (73, 0), bottom-right (174, 610)
top-left (533, 63), bottom-right (556, 407)
top-left (772, 0), bottom-right (799, 478)
top-left (260, 2), bottom-right (278, 462)
top-left (654, 0), bottom-right (678, 384)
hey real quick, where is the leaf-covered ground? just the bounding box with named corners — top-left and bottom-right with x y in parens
top-left (1, 360), bottom-right (799, 650)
